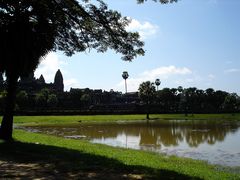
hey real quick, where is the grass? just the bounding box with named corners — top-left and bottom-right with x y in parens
top-left (0, 130), bottom-right (239, 179)
top-left (1, 114), bottom-right (240, 179)
top-left (12, 113), bottom-right (240, 126)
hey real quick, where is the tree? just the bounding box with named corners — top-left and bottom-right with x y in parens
top-left (155, 79), bottom-right (161, 91)
top-left (204, 88), bottom-right (216, 113)
top-left (35, 88), bottom-right (50, 108)
top-left (157, 88), bottom-right (176, 113)
top-left (222, 93), bottom-right (239, 113)
top-left (122, 71), bottom-right (129, 94)
top-left (138, 81), bottom-right (156, 119)
top-left (0, 0), bottom-right (176, 140)
top-left (47, 94), bottom-right (58, 108)
top-left (0, 90), bottom-right (7, 113)
top-left (16, 90), bottom-right (28, 110)
top-left (0, 72), bottom-right (4, 87)
top-left (81, 94), bottom-right (91, 107)
top-left (35, 93), bottom-right (47, 109)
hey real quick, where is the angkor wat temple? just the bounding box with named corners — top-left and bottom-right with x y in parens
top-left (19, 69), bottom-right (64, 93)
top-left (1, 69), bottom-right (238, 115)
top-left (0, 69), bottom-right (64, 93)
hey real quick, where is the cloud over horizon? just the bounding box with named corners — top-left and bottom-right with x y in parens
top-left (35, 52), bottom-right (79, 91)
top-left (115, 66), bottom-right (192, 92)
top-left (224, 68), bottom-right (240, 74)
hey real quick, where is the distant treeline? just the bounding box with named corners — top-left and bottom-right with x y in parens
top-left (0, 86), bottom-right (239, 115)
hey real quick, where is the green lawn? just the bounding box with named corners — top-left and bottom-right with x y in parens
top-left (13, 113), bottom-right (240, 126)
top-left (0, 114), bottom-right (240, 179)
top-left (0, 130), bottom-right (238, 179)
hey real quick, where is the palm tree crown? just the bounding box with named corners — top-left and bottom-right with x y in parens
top-left (122, 71), bottom-right (129, 80)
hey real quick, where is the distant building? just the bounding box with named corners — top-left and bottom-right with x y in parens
top-left (18, 69), bottom-right (64, 93)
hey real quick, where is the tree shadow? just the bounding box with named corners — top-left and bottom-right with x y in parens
top-left (0, 141), bottom-right (200, 179)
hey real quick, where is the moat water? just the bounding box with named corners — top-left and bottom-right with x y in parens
top-left (22, 119), bottom-right (240, 167)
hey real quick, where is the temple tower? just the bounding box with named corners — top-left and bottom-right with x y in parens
top-left (38, 74), bottom-right (45, 84)
top-left (54, 69), bottom-right (64, 92)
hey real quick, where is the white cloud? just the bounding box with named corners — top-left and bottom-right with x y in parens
top-left (35, 52), bottom-right (65, 82)
top-left (224, 68), bottom-right (240, 73)
top-left (35, 52), bottom-right (79, 91)
top-left (141, 66), bottom-right (192, 79)
top-left (126, 18), bottom-right (159, 39)
top-left (208, 74), bottom-right (215, 80)
top-left (174, 75), bottom-right (203, 86)
top-left (115, 66), bottom-right (192, 92)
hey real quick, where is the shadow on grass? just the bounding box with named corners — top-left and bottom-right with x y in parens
top-left (0, 141), bottom-right (200, 180)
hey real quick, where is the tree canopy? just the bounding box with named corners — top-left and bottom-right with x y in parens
top-left (0, 0), bottom-right (147, 78)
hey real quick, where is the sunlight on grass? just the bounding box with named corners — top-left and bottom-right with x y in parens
top-left (6, 130), bottom-right (239, 180)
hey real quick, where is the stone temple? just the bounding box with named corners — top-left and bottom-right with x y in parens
top-left (17, 69), bottom-right (64, 93)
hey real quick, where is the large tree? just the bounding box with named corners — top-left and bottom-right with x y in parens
top-left (0, 0), bottom-right (176, 140)
top-left (138, 81), bottom-right (156, 119)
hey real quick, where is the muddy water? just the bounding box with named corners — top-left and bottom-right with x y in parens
top-left (22, 120), bottom-right (240, 167)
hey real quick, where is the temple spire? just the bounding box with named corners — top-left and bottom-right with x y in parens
top-left (38, 74), bottom-right (45, 84)
top-left (54, 69), bottom-right (64, 92)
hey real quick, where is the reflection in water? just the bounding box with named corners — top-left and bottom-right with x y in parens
top-left (22, 120), bottom-right (240, 167)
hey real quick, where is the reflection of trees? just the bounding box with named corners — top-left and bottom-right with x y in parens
top-left (140, 123), bottom-right (183, 147)
top-left (184, 123), bottom-right (232, 147)
top-left (27, 120), bottom-right (240, 148)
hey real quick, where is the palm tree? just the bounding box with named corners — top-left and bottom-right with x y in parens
top-left (138, 81), bottom-right (156, 119)
top-left (155, 79), bottom-right (161, 91)
top-left (122, 71), bottom-right (129, 94)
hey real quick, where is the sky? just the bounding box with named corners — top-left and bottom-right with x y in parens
top-left (35, 0), bottom-right (240, 93)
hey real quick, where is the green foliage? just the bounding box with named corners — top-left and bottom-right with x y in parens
top-left (80, 93), bottom-right (91, 105)
top-left (16, 90), bottom-right (28, 109)
top-left (222, 93), bottom-right (239, 113)
top-left (0, 90), bottom-right (7, 111)
top-left (0, 90), bottom-right (7, 98)
top-left (47, 94), bottom-right (58, 108)
top-left (35, 89), bottom-right (49, 107)
top-left (138, 81), bottom-right (156, 104)
top-left (122, 71), bottom-right (129, 80)
top-left (35, 88), bottom-right (58, 108)
top-left (35, 93), bottom-right (47, 107)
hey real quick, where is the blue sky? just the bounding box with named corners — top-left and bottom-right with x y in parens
top-left (35, 0), bottom-right (240, 93)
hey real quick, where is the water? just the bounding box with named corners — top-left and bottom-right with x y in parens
top-left (21, 119), bottom-right (240, 167)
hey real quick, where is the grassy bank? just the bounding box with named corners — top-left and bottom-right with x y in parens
top-left (13, 113), bottom-right (240, 125)
top-left (1, 114), bottom-right (239, 179)
top-left (0, 130), bottom-right (238, 179)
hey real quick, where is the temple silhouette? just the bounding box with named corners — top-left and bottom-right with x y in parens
top-left (18, 69), bottom-right (64, 93)
top-left (0, 70), bottom-right (239, 115)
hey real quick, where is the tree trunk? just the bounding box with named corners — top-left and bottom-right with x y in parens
top-left (0, 73), bottom-right (18, 141)
top-left (146, 113), bottom-right (149, 120)
top-left (146, 101), bottom-right (150, 120)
